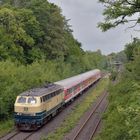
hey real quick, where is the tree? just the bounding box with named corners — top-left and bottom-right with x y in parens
top-left (125, 38), bottom-right (140, 61)
top-left (0, 0), bottom-right (82, 61)
top-left (0, 6), bottom-right (44, 63)
top-left (98, 0), bottom-right (140, 31)
top-left (26, 0), bottom-right (76, 60)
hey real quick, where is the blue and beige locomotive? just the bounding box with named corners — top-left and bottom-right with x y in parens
top-left (14, 84), bottom-right (64, 130)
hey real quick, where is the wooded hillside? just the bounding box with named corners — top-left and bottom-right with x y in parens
top-left (0, 0), bottom-right (108, 121)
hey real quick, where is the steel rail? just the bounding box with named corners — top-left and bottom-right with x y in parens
top-left (89, 103), bottom-right (108, 140)
top-left (72, 92), bottom-right (108, 140)
top-left (3, 131), bottom-right (34, 140)
top-left (6, 131), bottom-right (20, 140)
top-left (23, 132), bottom-right (35, 140)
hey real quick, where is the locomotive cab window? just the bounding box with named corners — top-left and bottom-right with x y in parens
top-left (17, 96), bottom-right (26, 103)
top-left (40, 97), bottom-right (43, 103)
top-left (28, 97), bottom-right (37, 104)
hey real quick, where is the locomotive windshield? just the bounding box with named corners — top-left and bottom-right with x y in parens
top-left (17, 96), bottom-right (26, 103)
top-left (28, 97), bottom-right (37, 104)
top-left (17, 96), bottom-right (37, 104)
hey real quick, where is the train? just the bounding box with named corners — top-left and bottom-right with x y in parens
top-left (14, 69), bottom-right (101, 130)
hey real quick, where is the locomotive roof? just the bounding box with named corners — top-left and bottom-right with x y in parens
top-left (55, 69), bottom-right (100, 89)
top-left (19, 84), bottom-right (63, 97)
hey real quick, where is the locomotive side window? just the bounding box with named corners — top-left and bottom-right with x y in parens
top-left (48, 94), bottom-right (51, 99)
top-left (59, 89), bottom-right (62, 94)
top-left (42, 96), bottom-right (45, 102)
top-left (55, 91), bottom-right (57, 96)
top-left (45, 95), bottom-right (47, 100)
top-left (52, 92), bottom-right (55, 97)
top-left (40, 97), bottom-right (43, 103)
top-left (17, 96), bottom-right (26, 103)
top-left (28, 97), bottom-right (37, 104)
top-left (41, 89), bottom-right (63, 102)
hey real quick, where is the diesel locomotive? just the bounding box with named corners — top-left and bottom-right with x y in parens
top-left (14, 69), bottom-right (101, 130)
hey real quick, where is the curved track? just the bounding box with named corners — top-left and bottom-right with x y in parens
top-left (64, 92), bottom-right (108, 140)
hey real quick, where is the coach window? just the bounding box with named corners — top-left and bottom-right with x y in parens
top-left (68, 89), bottom-right (71, 94)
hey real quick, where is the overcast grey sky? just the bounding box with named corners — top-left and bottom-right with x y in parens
top-left (48, 0), bottom-right (140, 55)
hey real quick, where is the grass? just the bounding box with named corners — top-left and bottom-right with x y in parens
top-left (42, 77), bottom-right (109, 140)
top-left (0, 119), bottom-right (14, 138)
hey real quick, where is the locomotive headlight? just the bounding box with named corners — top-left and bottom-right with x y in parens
top-left (33, 113), bottom-right (36, 116)
top-left (17, 112), bottom-right (22, 115)
top-left (30, 113), bottom-right (36, 116)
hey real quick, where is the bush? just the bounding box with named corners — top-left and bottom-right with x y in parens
top-left (96, 79), bottom-right (140, 140)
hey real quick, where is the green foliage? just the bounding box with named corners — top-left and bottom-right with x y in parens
top-left (98, 0), bottom-right (140, 31)
top-left (0, 0), bottom-right (108, 67)
top-left (125, 38), bottom-right (140, 61)
top-left (0, 5), bottom-right (44, 63)
top-left (0, 0), bottom-right (80, 63)
top-left (96, 39), bottom-right (140, 140)
top-left (109, 70), bottom-right (117, 81)
top-left (96, 80), bottom-right (140, 140)
top-left (0, 0), bottom-right (108, 68)
top-left (0, 119), bottom-right (14, 137)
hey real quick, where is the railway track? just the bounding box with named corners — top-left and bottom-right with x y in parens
top-left (70, 92), bottom-right (108, 140)
top-left (0, 131), bottom-right (34, 140)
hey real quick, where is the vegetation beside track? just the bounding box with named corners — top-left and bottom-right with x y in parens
top-left (96, 1), bottom-right (140, 139)
top-left (96, 80), bottom-right (140, 140)
top-left (0, 120), bottom-right (14, 138)
top-left (42, 77), bottom-right (109, 140)
top-left (95, 39), bottom-right (140, 140)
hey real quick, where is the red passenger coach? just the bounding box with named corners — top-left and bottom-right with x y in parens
top-left (55, 69), bottom-right (101, 103)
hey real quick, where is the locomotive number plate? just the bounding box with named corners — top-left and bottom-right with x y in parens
top-left (24, 107), bottom-right (28, 112)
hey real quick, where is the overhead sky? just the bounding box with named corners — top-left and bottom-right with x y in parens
top-left (48, 0), bottom-right (140, 55)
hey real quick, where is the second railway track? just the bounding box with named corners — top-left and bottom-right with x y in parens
top-left (66, 92), bottom-right (108, 140)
